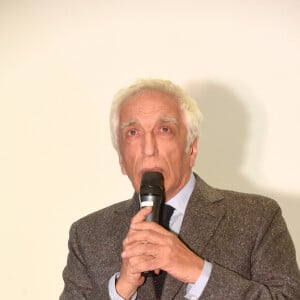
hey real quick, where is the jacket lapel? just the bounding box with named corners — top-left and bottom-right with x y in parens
top-left (161, 174), bottom-right (225, 299)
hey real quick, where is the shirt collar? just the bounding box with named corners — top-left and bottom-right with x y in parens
top-left (166, 173), bottom-right (196, 215)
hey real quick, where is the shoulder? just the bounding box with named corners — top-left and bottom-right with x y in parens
top-left (193, 173), bottom-right (281, 222)
top-left (214, 188), bottom-right (282, 235)
top-left (218, 188), bottom-right (280, 219)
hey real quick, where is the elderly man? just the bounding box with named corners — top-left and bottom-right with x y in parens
top-left (60, 79), bottom-right (300, 299)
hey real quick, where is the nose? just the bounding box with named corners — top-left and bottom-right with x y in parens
top-left (142, 132), bottom-right (157, 156)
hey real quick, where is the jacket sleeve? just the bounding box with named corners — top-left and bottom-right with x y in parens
top-left (59, 222), bottom-right (111, 300)
top-left (200, 207), bottom-right (300, 299)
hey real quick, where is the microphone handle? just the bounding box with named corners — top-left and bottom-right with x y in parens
top-left (140, 193), bottom-right (162, 223)
top-left (139, 193), bottom-right (162, 277)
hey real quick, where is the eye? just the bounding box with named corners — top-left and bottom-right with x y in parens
top-left (127, 128), bottom-right (138, 136)
top-left (160, 126), bottom-right (171, 133)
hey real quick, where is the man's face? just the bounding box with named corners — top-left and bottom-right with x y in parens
top-left (117, 90), bottom-right (198, 200)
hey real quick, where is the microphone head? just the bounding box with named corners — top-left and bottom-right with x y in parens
top-left (140, 171), bottom-right (163, 195)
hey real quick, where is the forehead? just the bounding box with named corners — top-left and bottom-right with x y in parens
top-left (119, 90), bottom-right (182, 121)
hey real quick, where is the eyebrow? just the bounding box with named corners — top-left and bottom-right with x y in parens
top-left (120, 119), bottom-right (137, 129)
top-left (120, 117), bottom-right (179, 130)
top-left (159, 117), bottom-right (178, 125)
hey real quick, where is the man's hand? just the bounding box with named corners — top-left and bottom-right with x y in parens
top-left (116, 207), bottom-right (152, 299)
top-left (124, 217), bottom-right (204, 284)
top-left (116, 206), bottom-right (204, 299)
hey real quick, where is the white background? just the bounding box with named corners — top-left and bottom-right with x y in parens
top-left (0, 1), bottom-right (299, 299)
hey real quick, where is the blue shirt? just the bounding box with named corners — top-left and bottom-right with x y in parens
top-left (109, 173), bottom-right (212, 300)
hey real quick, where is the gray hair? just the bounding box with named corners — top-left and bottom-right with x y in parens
top-left (109, 78), bottom-right (203, 153)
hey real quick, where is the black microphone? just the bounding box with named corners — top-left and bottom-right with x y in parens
top-left (139, 171), bottom-right (164, 223)
top-left (139, 171), bottom-right (164, 276)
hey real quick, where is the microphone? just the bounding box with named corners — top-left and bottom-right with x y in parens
top-left (139, 171), bottom-right (164, 223)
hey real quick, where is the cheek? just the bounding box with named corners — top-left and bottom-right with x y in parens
top-left (163, 144), bottom-right (186, 162)
top-left (119, 148), bottom-right (140, 175)
top-left (168, 151), bottom-right (192, 176)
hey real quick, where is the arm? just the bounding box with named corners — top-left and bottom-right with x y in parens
top-left (200, 207), bottom-right (300, 299)
top-left (60, 223), bottom-right (111, 300)
top-left (123, 205), bottom-right (300, 299)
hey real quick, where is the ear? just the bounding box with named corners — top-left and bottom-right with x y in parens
top-left (189, 138), bottom-right (199, 168)
top-left (119, 156), bottom-right (127, 175)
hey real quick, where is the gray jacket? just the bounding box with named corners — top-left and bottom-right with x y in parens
top-left (60, 174), bottom-right (300, 299)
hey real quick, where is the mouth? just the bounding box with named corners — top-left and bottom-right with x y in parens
top-left (140, 167), bottom-right (164, 178)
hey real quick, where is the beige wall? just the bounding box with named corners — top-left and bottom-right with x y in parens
top-left (0, 1), bottom-right (299, 299)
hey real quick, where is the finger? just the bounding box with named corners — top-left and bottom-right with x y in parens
top-left (122, 241), bottom-right (160, 259)
top-left (127, 255), bottom-right (159, 273)
top-left (123, 207), bottom-right (154, 247)
top-left (131, 206), bottom-right (152, 225)
top-left (130, 220), bottom-right (169, 233)
top-left (154, 269), bottom-right (161, 275)
top-left (126, 228), bottom-right (174, 246)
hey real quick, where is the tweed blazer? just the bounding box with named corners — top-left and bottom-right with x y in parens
top-left (60, 174), bottom-right (300, 299)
